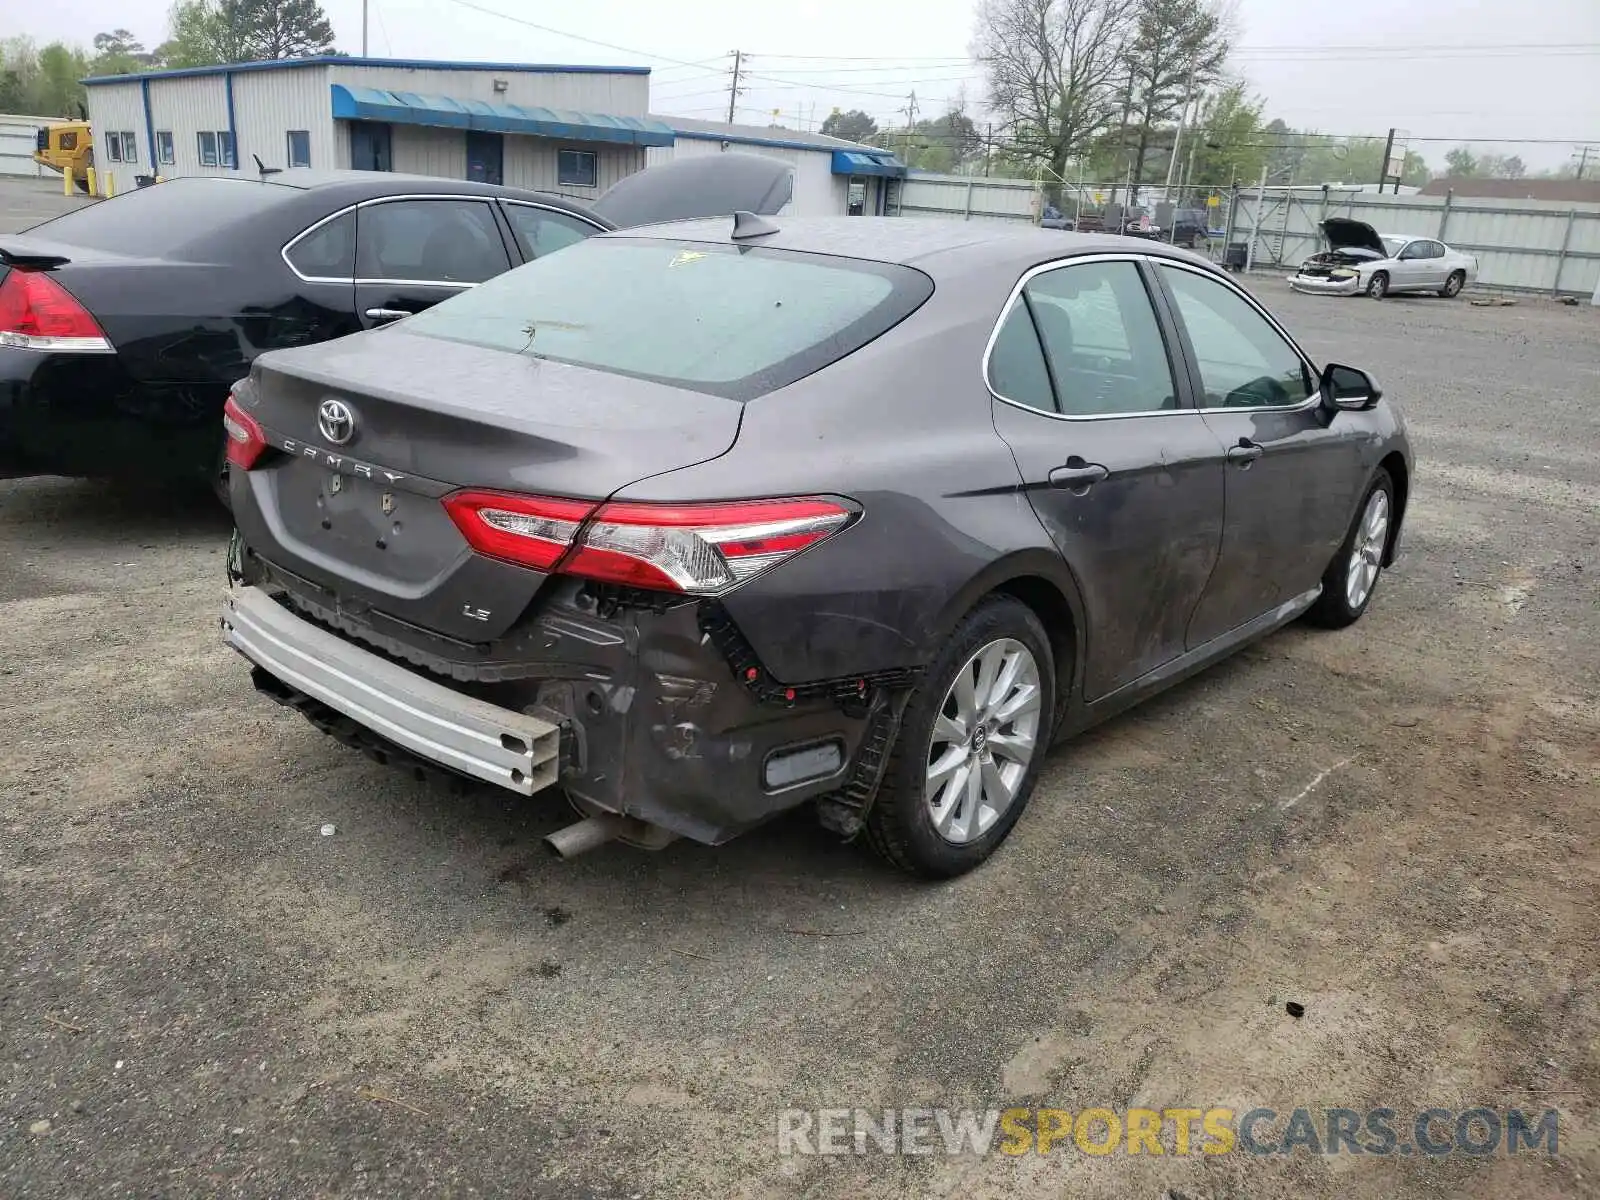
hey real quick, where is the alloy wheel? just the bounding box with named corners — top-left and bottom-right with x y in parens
top-left (925, 638), bottom-right (1042, 845)
top-left (1345, 488), bottom-right (1390, 610)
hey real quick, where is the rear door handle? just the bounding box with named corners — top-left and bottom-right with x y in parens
top-left (1226, 440), bottom-right (1264, 466)
top-left (1048, 461), bottom-right (1109, 491)
top-left (364, 307), bottom-right (412, 323)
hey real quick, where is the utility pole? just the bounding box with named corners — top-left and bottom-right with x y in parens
top-left (1165, 67), bottom-right (1198, 193)
top-left (361, 0), bottom-right (368, 55)
top-left (1379, 126), bottom-right (1396, 191)
top-left (1576, 145), bottom-right (1595, 180)
top-left (726, 50), bottom-right (744, 124)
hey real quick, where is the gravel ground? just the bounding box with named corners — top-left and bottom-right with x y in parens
top-left (2, 205), bottom-right (1598, 1196)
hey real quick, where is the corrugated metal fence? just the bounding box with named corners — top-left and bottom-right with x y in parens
top-left (897, 172), bottom-right (1600, 298)
top-left (1227, 186), bottom-right (1600, 298)
top-left (0, 115), bottom-right (51, 177)
top-left (899, 173), bottom-right (1040, 224)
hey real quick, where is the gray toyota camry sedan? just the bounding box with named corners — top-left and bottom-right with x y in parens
top-left (219, 215), bottom-right (1412, 877)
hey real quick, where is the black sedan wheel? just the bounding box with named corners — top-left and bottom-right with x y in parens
top-left (865, 595), bottom-right (1054, 877)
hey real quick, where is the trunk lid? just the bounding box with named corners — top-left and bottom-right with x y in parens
top-left (589, 151), bottom-right (794, 227)
top-left (232, 326), bottom-right (743, 642)
top-left (1320, 217), bottom-right (1388, 257)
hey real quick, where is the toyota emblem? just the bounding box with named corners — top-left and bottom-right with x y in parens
top-left (317, 399), bottom-right (355, 445)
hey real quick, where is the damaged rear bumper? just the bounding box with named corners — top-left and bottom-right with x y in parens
top-left (223, 585), bottom-right (561, 794)
top-left (1287, 271), bottom-right (1361, 295)
top-left (222, 575), bottom-right (899, 847)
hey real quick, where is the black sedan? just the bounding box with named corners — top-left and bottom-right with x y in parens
top-left (0, 156), bottom-right (791, 488)
top-left (220, 216), bottom-right (1413, 877)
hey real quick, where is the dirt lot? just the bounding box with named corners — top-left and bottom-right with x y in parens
top-left (2, 220), bottom-right (1597, 1194)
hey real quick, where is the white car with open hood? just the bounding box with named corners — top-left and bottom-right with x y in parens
top-left (1288, 218), bottom-right (1478, 300)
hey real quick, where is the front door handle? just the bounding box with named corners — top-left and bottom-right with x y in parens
top-left (1226, 439), bottom-right (1264, 466)
top-left (1048, 460), bottom-right (1109, 492)
top-left (364, 307), bottom-right (412, 323)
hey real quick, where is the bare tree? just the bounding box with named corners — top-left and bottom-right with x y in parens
top-left (972, 0), bottom-right (1132, 198)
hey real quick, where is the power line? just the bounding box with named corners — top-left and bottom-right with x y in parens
top-left (432, 0), bottom-right (721, 69)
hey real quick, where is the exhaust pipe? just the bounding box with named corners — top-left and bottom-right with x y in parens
top-left (544, 815), bottom-right (628, 860)
top-left (543, 811), bottom-right (680, 860)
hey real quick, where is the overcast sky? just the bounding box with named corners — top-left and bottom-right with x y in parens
top-left (17, 0), bottom-right (1600, 170)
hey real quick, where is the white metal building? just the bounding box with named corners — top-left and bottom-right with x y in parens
top-left (647, 116), bottom-right (907, 217)
top-left (80, 56), bottom-right (674, 200)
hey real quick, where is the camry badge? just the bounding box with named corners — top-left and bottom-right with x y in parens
top-left (317, 398), bottom-right (355, 446)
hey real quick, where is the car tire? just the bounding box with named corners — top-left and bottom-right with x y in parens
top-left (864, 595), bottom-right (1055, 878)
top-left (1366, 271), bottom-right (1389, 299)
top-left (1307, 468), bottom-right (1395, 629)
top-left (1439, 270), bottom-right (1465, 298)
top-left (211, 442), bottom-right (233, 511)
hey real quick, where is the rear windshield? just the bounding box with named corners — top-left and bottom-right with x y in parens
top-left (397, 236), bottom-right (934, 401)
top-left (23, 177), bottom-right (293, 255)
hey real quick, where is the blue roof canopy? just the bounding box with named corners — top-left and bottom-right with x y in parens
top-left (330, 84), bottom-right (675, 148)
top-left (830, 150), bottom-right (907, 179)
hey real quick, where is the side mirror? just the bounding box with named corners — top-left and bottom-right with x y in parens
top-left (1321, 363), bottom-right (1382, 412)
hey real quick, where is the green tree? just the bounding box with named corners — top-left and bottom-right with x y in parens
top-left (153, 0), bottom-right (337, 68)
top-left (902, 109), bottom-right (983, 173)
top-left (819, 109), bottom-right (880, 145)
top-left (237, 0), bottom-right (337, 60)
top-left (1120, 0), bottom-right (1229, 185)
top-left (89, 29), bottom-right (153, 75)
top-left (1444, 146), bottom-right (1478, 178)
top-left (1184, 81), bottom-right (1264, 187)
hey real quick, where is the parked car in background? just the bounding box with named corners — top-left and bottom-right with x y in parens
top-left (0, 156), bottom-right (792, 490)
top-left (1288, 217), bottom-right (1478, 299)
top-left (1167, 207), bottom-right (1212, 249)
top-left (219, 218), bottom-right (1411, 878)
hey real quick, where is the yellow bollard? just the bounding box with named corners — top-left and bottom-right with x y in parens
top-left (63, 167), bottom-right (73, 196)
top-left (85, 166), bottom-right (97, 196)
top-left (104, 173), bottom-right (115, 198)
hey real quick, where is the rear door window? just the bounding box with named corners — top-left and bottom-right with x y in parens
top-left (398, 236), bottom-right (933, 401)
top-left (285, 211), bottom-right (355, 280)
top-left (501, 203), bottom-right (601, 261)
top-left (355, 199), bottom-right (511, 284)
top-left (1023, 260), bottom-right (1179, 416)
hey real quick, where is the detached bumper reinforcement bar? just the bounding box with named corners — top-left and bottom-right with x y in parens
top-left (222, 585), bottom-right (559, 795)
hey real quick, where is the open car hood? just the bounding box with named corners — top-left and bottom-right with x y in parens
top-left (589, 151), bottom-right (794, 228)
top-left (1321, 217), bottom-right (1388, 257)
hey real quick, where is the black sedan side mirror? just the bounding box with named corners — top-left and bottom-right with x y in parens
top-left (1321, 363), bottom-right (1382, 412)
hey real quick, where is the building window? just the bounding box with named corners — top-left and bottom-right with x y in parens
top-left (105, 131), bottom-right (136, 163)
top-left (156, 131), bottom-right (175, 165)
top-left (557, 149), bottom-right (598, 188)
top-left (286, 130), bottom-right (311, 168)
top-left (197, 131), bottom-right (234, 168)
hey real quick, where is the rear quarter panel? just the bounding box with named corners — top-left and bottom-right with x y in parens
top-left (604, 277), bottom-right (1068, 685)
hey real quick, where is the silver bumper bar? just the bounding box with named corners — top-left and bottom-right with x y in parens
top-left (222, 585), bottom-right (559, 795)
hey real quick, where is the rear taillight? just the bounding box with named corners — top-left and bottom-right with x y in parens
top-left (0, 269), bottom-right (111, 353)
top-left (441, 492), bottom-right (854, 595)
top-left (221, 392), bottom-right (268, 470)
top-left (443, 491), bottom-right (596, 571)
top-left (566, 499), bottom-right (852, 594)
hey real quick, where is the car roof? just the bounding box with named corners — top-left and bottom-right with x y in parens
top-left (155, 170), bottom-right (596, 213)
top-left (601, 215), bottom-right (1223, 281)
